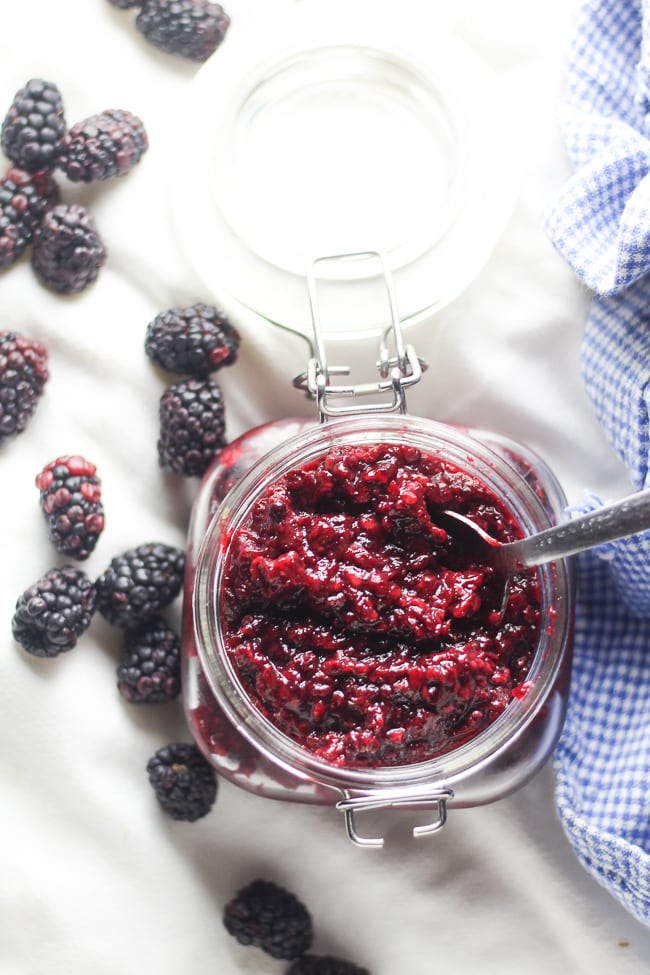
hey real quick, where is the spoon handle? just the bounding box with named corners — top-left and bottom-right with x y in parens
top-left (508, 486), bottom-right (650, 568)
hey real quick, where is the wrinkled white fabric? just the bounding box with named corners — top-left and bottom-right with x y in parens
top-left (3, 2), bottom-right (650, 973)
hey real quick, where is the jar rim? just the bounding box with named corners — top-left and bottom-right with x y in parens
top-left (192, 414), bottom-right (573, 793)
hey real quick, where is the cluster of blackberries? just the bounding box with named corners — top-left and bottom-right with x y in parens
top-left (12, 521), bottom-right (185, 688)
top-left (223, 878), bottom-right (370, 974)
top-left (14, 453), bottom-right (185, 706)
top-left (13, 508), bottom-right (197, 803)
top-left (105, 544), bottom-right (185, 700)
top-left (0, 78), bottom-right (148, 293)
top-left (107, 0), bottom-right (230, 63)
top-left (13, 461), bottom-right (198, 810)
top-left (145, 302), bottom-right (240, 477)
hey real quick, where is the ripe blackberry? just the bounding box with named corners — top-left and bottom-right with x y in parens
top-left (145, 302), bottom-right (240, 377)
top-left (0, 167), bottom-right (59, 269)
top-left (36, 455), bottom-right (105, 560)
top-left (57, 109), bottom-right (148, 183)
top-left (117, 616), bottom-right (180, 703)
top-left (12, 565), bottom-right (97, 658)
top-left (136, 0), bottom-right (230, 62)
top-left (31, 203), bottom-right (106, 294)
top-left (95, 541), bottom-right (185, 628)
top-left (146, 742), bottom-right (217, 821)
top-left (286, 956), bottom-right (371, 975)
top-left (158, 378), bottom-right (226, 477)
top-left (1, 79), bottom-right (66, 173)
top-left (0, 329), bottom-right (49, 445)
top-left (223, 879), bottom-right (313, 960)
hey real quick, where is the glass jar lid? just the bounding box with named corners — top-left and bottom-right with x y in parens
top-left (169, 0), bottom-right (518, 340)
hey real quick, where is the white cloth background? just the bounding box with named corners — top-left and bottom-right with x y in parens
top-left (2, 1), bottom-right (650, 973)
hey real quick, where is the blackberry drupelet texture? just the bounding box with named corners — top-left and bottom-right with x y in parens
top-left (286, 956), bottom-right (371, 975)
top-left (0, 329), bottom-right (49, 445)
top-left (31, 203), bottom-right (106, 294)
top-left (223, 879), bottom-right (313, 960)
top-left (57, 109), bottom-right (148, 183)
top-left (36, 455), bottom-right (105, 560)
top-left (12, 566), bottom-right (97, 658)
top-left (145, 303), bottom-right (240, 377)
top-left (157, 377), bottom-right (226, 477)
top-left (146, 742), bottom-right (217, 820)
top-left (136, 0), bottom-right (230, 62)
top-left (117, 616), bottom-right (181, 703)
top-left (1, 79), bottom-right (66, 173)
top-left (95, 541), bottom-right (185, 628)
top-left (0, 167), bottom-right (59, 269)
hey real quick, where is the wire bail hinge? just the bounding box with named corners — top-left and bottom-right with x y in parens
top-left (293, 251), bottom-right (428, 421)
top-left (336, 788), bottom-right (454, 848)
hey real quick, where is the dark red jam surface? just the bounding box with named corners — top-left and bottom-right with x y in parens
top-left (220, 442), bottom-right (542, 769)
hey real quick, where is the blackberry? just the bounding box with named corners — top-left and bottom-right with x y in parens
top-left (223, 879), bottom-right (313, 960)
top-left (145, 302), bottom-right (240, 377)
top-left (57, 109), bottom-right (148, 183)
top-left (95, 541), bottom-right (185, 628)
top-left (0, 329), bottom-right (49, 445)
top-left (1, 79), bottom-right (66, 173)
top-left (31, 203), bottom-right (106, 294)
top-left (146, 742), bottom-right (217, 821)
top-left (117, 616), bottom-right (180, 703)
top-left (108, 0), bottom-right (142, 8)
top-left (286, 956), bottom-right (371, 975)
top-left (12, 565), bottom-right (97, 658)
top-left (136, 0), bottom-right (230, 62)
top-left (0, 167), bottom-right (59, 269)
top-left (36, 455), bottom-right (105, 560)
top-left (158, 378), bottom-right (226, 477)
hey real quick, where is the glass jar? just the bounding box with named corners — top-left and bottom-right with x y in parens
top-left (173, 0), bottom-right (567, 846)
top-left (182, 408), bottom-right (574, 846)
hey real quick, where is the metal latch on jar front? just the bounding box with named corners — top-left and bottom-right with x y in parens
top-left (293, 250), bottom-right (428, 421)
top-left (336, 788), bottom-right (454, 848)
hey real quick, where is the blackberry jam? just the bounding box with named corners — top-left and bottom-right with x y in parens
top-left (183, 414), bottom-right (574, 845)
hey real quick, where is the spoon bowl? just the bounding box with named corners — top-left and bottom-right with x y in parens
top-left (438, 485), bottom-right (650, 579)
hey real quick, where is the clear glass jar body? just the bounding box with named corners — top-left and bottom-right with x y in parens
top-left (182, 414), bottom-right (574, 842)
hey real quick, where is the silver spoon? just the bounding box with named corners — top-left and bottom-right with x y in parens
top-left (438, 486), bottom-right (650, 578)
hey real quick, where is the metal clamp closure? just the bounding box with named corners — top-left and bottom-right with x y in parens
top-left (293, 250), bottom-right (428, 421)
top-left (336, 788), bottom-right (454, 848)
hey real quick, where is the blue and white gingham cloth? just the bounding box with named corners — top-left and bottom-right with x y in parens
top-left (544, 0), bottom-right (650, 926)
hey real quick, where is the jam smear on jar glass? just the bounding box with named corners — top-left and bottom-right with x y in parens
top-left (220, 441), bottom-right (541, 769)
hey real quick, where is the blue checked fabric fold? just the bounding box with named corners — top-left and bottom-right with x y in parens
top-left (544, 0), bottom-right (650, 926)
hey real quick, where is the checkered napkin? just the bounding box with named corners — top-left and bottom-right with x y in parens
top-left (544, 0), bottom-right (650, 926)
